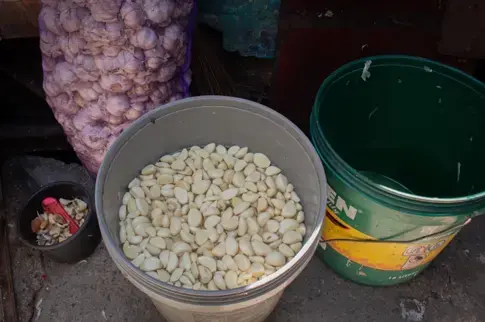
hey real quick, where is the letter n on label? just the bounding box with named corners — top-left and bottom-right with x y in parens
top-left (336, 196), bottom-right (357, 220)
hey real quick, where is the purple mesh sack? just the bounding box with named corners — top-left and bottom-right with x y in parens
top-left (39, 0), bottom-right (196, 173)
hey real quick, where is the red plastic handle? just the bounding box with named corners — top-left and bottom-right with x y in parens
top-left (42, 197), bottom-right (79, 234)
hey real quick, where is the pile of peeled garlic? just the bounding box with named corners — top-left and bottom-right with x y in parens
top-left (119, 143), bottom-right (305, 290)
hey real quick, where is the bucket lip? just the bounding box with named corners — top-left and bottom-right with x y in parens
top-left (96, 95), bottom-right (326, 303)
top-left (312, 54), bottom-right (485, 209)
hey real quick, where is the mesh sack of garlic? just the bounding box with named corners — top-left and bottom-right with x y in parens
top-left (39, 0), bottom-right (195, 173)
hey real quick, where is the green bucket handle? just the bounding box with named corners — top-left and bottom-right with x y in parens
top-left (321, 217), bottom-right (472, 246)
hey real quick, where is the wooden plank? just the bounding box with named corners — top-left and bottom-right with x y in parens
top-left (0, 170), bottom-right (19, 322)
top-left (0, 1), bottom-right (40, 39)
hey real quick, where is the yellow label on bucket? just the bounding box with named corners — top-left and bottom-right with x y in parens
top-left (321, 207), bottom-right (456, 271)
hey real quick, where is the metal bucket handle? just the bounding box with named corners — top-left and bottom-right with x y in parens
top-left (321, 217), bottom-right (471, 246)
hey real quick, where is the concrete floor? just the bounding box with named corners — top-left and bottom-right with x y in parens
top-left (4, 157), bottom-right (485, 322)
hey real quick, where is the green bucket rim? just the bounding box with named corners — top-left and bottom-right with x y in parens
top-left (311, 54), bottom-right (485, 215)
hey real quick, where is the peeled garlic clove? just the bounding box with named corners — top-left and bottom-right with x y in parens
top-left (234, 147), bottom-right (248, 158)
top-left (198, 265), bottom-right (212, 284)
top-left (239, 238), bottom-right (254, 256)
top-left (222, 255), bottom-right (238, 271)
top-left (131, 216), bottom-right (150, 228)
top-left (198, 256), bottom-right (217, 272)
top-left (265, 251), bottom-right (286, 267)
top-left (245, 171), bottom-right (260, 183)
top-left (180, 230), bottom-right (194, 244)
top-left (251, 240), bottom-right (272, 256)
top-left (271, 198), bottom-right (285, 210)
top-left (171, 159), bottom-right (186, 171)
top-left (246, 217), bottom-right (260, 235)
top-left (220, 188), bottom-right (239, 200)
top-left (172, 241), bottom-right (192, 255)
top-left (120, 226), bottom-right (127, 243)
top-left (243, 163), bottom-right (256, 176)
top-left (232, 172), bottom-right (245, 188)
top-left (265, 166), bottom-right (281, 176)
top-left (282, 230), bottom-right (303, 244)
top-left (225, 235), bottom-right (239, 256)
top-left (233, 201), bottom-right (250, 215)
top-left (135, 198), bottom-right (149, 216)
top-left (227, 145), bottom-right (240, 155)
top-left (275, 174), bottom-right (288, 192)
top-left (233, 160), bottom-right (247, 172)
top-left (157, 269), bottom-right (170, 282)
top-left (296, 211), bottom-right (305, 223)
top-left (159, 250), bottom-right (170, 267)
top-left (126, 198), bottom-right (136, 214)
top-left (146, 244), bottom-right (162, 256)
top-left (122, 192), bottom-right (132, 205)
top-left (257, 198), bottom-right (268, 213)
top-left (241, 192), bottom-right (259, 203)
top-left (282, 201), bottom-right (297, 218)
top-left (234, 254), bottom-right (251, 271)
top-left (119, 205), bottom-right (127, 221)
top-left (187, 209), bottom-right (202, 227)
top-left (174, 187), bottom-right (188, 204)
top-left (145, 226), bottom-right (156, 237)
top-left (279, 219), bottom-right (299, 235)
top-left (123, 242), bottom-right (141, 259)
top-left (262, 232), bottom-right (279, 243)
top-left (192, 180), bottom-right (211, 194)
top-left (224, 270), bottom-right (238, 289)
top-left (208, 169), bottom-right (224, 179)
top-left (170, 217), bottom-right (182, 236)
top-left (132, 253), bottom-right (145, 267)
top-left (249, 256), bottom-right (265, 264)
top-left (150, 237), bottom-right (166, 249)
top-left (204, 216), bottom-right (221, 229)
top-left (214, 272), bottom-right (227, 290)
top-left (290, 242), bottom-right (303, 253)
top-left (279, 244), bottom-right (295, 257)
top-left (128, 235), bottom-right (143, 244)
top-left (257, 212), bottom-right (271, 227)
top-left (238, 217), bottom-right (248, 237)
top-left (166, 252), bottom-right (179, 273)
top-left (141, 257), bottom-right (161, 271)
top-left (249, 263), bottom-right (265, 278)
top-left (208, 280), bottom-right (218, 290)
top-left (129, 178), bottom-right (141, 189)
top-left (134, 224), bottom-right (149, 237)
top-left (169, 267), bottom-right (184, 282)
top-left (266, 220), bottom-right (280, 233)
top-left (210, 241), bottom-right (225, 257)
top-left (221, 216), bottom-right (239, 231)
top-left (130, 186), bottom-right (145, 199)
top-left (203, 158), bottom-right (215, 171)
top-left (253, 153), bottom-right (271, 168)
top-left (195, 230), bottom-right (209, 246)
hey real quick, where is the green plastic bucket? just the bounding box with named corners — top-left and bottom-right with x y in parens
top-left (310, 55), bottom-right (485, 286)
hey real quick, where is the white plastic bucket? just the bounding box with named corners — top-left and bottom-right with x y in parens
top-left (96, 96), bottom-right (326, 322)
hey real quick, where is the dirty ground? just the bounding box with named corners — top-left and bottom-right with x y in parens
top-left (3, 157), bottom-right (485, 322)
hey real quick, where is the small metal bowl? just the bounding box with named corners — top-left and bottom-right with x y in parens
top-left (17, 181), bottom-right (101, 263)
